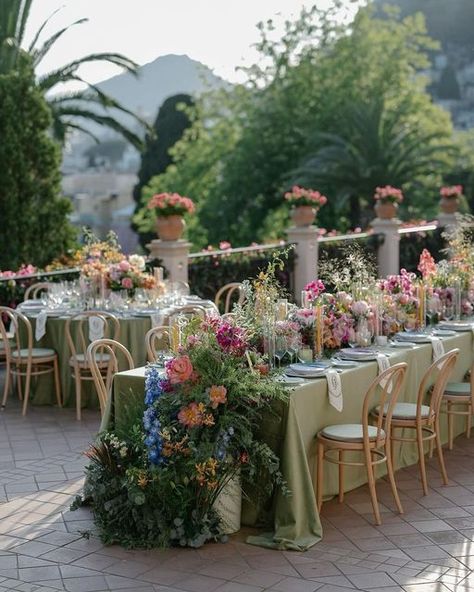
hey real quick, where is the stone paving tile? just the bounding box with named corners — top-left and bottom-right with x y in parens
top-left (2, 393), bottom-right (474, 592)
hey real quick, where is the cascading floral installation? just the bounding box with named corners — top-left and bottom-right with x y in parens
top-left (79, 314), bottom-right (288, 549)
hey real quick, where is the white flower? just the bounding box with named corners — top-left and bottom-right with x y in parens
top-left (129, 255), bottom-right (146, 270)
top-left (119, 447), bottom-right (128, 458)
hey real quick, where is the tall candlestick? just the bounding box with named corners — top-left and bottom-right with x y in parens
top-left (313, 304), bottom-right (323, 360)
top-left (416, 284), bottom-right (426, 330)
top-left (154, 267), bottom-right (164, 283)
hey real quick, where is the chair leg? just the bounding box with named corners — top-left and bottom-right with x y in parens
top-left (316, 441), bottom-right (324, 513)
top-left (74, 368), bottom-right (82, 421)
top-left (364, 448), bottom-right (381, 525)
top-left (16, 368), bottom-right (23, 401)
top-left (1, 359), bottom-right (11, 408)
top-left (447, 402), bottom-right (454, 450)
top-left (466, 405), bottom-right (472, 438)
top-left (417, 425), bottom-right (428, 496)
top-left (435, 419), bottom-right (449, 486)
top-left (338, 450), bottom-right (344, 504)
top-left (53, 358), bottom-right (62, 408)
top-left (390, 430), bottom-right (396, 470)
top-left (21, 366), bottom-right (31, 416)
top-left (386, 438), bottom-right (404, 515)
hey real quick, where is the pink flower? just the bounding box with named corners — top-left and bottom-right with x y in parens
top-left (119, 260), bottom-right (130, 272)
top-left (418, 249), bottom-right (437, 280)
top-left (219, 241), bottom-right (231, 250)
top-left (304, 280), bottom-right (326, 302)
top-left (440, 185), bottom-right (463, 199)
top-left (121, 277), bottom-right (133, 289)
top-left (351, 300), bottom-right (370, 317)
top-left (374, 186), bottom-right (403, 204)
top-left (166, 355), bottom-right (194, 384)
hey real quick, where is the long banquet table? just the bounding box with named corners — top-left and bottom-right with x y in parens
top-left (105, 331), bottom-right (473, 551)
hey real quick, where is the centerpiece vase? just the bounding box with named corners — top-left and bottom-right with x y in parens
top-left (156, 215), bottom-right (185, 241)
top-left (213, 470), bottom-right (242, 535)
top-left (292, 206), bottom-right (316, 227)
top-left (439, 197), bottom-right (459, 214)
top-left (374, 201), bottom-right (398, 219)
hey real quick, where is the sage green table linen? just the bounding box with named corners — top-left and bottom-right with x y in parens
top-left (24, 316), bottom-right (151, 408)
top-left (107, 333), bottom-right (473, 551)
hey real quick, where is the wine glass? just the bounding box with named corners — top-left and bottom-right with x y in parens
top-left (426, 295), bottom-right (441, 329)
top-left (274, 335), bottom-right (287, 368)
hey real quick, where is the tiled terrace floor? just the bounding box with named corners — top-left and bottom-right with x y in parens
top-left (1, 399), bottom-right (474, 592)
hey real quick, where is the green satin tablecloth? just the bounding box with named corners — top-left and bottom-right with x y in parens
top-left (106, 332), bottom-right (473, 551)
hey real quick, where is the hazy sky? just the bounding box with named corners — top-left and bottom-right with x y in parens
top-left (25, 0), bottom-right (362, 86)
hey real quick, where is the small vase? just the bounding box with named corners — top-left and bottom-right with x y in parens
top-left (440, 197), bottom-right (459, 214)
top-left (214, 471), bottom-right (241, 535)
top-left (292, 205), bottom-right (316, 227)
top-left (156, 215), bottom-right (185, 241)
top-left (374, 201), bottom-right (398, 219)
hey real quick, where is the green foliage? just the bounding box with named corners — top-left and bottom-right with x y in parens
top-left (0, 62), bottom-right (76, 270)
top-left (0, 0), bottom-right (146, 147)
top-left (134, 4), bottom-right (455, 247)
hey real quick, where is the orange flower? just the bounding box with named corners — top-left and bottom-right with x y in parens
top-left (178, 402), bottom-right (214, 428)
top-left (208, 385), bottom-right (227, 409)
top-left (167, 355), bottom-right (194, 384)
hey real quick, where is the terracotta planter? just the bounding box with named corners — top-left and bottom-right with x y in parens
top-left (156, 215), bottom-right (185, 241)
top-left (374, 201), bottom-right (398, 219)
top-left (440, 197), bottom-right (459, 214)
top-left (291, 205), bottom-right (316, 227)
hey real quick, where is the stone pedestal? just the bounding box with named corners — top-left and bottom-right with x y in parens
top-left (370, 218), bottom-right (401, 277)
top-left (286, 226), bottom-right (319, 304)
top-left (437, 212), bottom-right (458, 229)
top-left (147, 239), bottom-right (191, 283)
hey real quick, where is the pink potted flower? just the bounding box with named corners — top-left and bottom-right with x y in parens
top-left (439, 185), bottom-right (463, 214)
top-left (373, 186), bottom-right (403, 219)
top-left (148, 192), bottom-right (195, 241)
top-left (284, 186), bottom-right (327, 227)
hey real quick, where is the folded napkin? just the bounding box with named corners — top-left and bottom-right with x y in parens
top-left (430, 335), bottom-right (445, 362)
top-left (88, 316), bottom-right (105, 342)
top-left (35, 311), bottom-right (48, 341)
top-left (377, 353), bottom-right (392, 393)
top-left (326, 368), bottom-right (343, 412)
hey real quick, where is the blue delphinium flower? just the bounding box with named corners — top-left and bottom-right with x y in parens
top-left (143, 366), bottom-right (166, 466)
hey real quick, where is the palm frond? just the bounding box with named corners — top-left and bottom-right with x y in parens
top-left (31, 17), bottom-right (88, 66)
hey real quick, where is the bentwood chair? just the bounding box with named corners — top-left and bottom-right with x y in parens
top-left (316, 362), bottom-right (407, 526)
top-left (145, 326), bottom-right (171, 363)
top-left (373, 349), bottom-right (459, 496)
top-left (215, 282), bottom-right (245, 314)
top-left (65, 311), bottom-right (120, 420)
top-left (86, 339), bottom-right (134, 417)
top-left (442, 361), bottom-right (474, 450)
top-left (0, 306), bottom-right (61, 415)
top-left (24, 282), bottom-right (50, 301)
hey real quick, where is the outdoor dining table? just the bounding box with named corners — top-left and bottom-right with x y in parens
top-left (105, 330), bottom-right (474, 551)
top-left (18, 299), bottom-right (216, 408)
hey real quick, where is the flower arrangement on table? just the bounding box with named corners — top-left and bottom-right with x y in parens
top-left (378, 269), bottom-right (420, 331)
top-left (107, 255), bottom-right (155, 293)
top-left (80, 313), bottom-right (288, 548)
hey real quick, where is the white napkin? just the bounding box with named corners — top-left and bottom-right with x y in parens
top-left (9, 320), bottom-right (16, 338)
top-left (88, 316), bottom-right (105, 342)
top-left (35, 311), bottom-right (47, 341)
top-left (377, 353), bottom-right (392, 393)
top-left (150, 313), bottom-right (164, 328)
top-left (430, 336), bottom-right (445, 362)
top-left (326, 369), bottom-right (343, 412)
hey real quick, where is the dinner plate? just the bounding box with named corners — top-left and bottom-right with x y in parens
top-left (285, 365), bottom-right (327, 378)
top-left (276, 375), bottom-right (306, 386)
top-left (22, 299), bottom-right (44, 307)
top-left (389, 340), bottom-right (416, 348)
top-left (395, 332), bottom-right (432, 344)
top-left (331, 358), bottom-right (359, 368)
top-left (432, 329), bottom-right (457, 337)
top-left (338, 348), bottom-right (378, 361)
top-left (131, 310), bottom-right (161, 316)
top-left (438, 321), bottom-right (474, 332)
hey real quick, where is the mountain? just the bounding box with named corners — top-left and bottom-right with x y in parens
top-left (96, 53), bottom-right (227, 124)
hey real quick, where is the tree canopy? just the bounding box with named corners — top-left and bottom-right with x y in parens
top-left (134, 4), bottom-right (455, 248)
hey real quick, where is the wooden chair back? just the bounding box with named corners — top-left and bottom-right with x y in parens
top-left (145, 325), bottom-right (171, 363)
top-left (65, 311), bottom-right (120, 360)
top-left (215, 282), bottom-right (245, 314)
top-left (418, 348), bottom-right (459, 423)
top-left (0, 306), bottom-right (33, 365)
top-left (86, 339), bottom-right (134, 415)
top-left (363, 362), bottom-right (407, 449)
top-left (24, 282), bottom-right (50, 301)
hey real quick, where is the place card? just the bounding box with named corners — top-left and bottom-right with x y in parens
top-left (326, 368), bottom-right (343, 412)
top-left (430, 335), bottom-right (445, 362)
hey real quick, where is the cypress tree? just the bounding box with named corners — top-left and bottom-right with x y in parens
top-left (0, 61), bottom-right (76, 270)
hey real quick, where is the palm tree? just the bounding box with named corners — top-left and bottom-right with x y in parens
top-left (291, 97), bottom-right (455, 226)
top-left (0, 0), bottom-right (146, 148)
